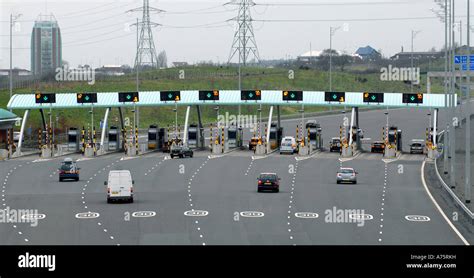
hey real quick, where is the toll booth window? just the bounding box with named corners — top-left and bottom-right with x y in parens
top-left (228, 131), bottom-right (237, 139)
top-left (68, 135), bottom-right (77, 142)
top-left (270, 132), bottom-right (276, 140)
top-left (189, 133), bottom-right (197, 140)
top-left (109, 134), bottom-right (117, 142)
top-left (149, 133), bottom-right (157, 140)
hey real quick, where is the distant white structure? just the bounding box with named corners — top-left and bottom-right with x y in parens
top-left (95, 65), bottom-right (127, 76)
top-left (297, 50), bottom-right (342, 64)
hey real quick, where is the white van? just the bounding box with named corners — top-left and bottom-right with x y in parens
top-left (280, 136), bottom-right (297, 154)
top-left (105, 170), bottom-right (134, 203)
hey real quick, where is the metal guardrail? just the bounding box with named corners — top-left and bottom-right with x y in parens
top-left (434, 130), bottom-right (474, 220)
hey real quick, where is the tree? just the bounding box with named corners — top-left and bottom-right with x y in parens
top-left (157, 51), bottom-right (168, 68)
top-left (333, 55), bottom-right (352, 71)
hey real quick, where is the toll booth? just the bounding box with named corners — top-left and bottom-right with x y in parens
top-left (427, 127), bottom-right (439, 144)
top-left (108, 126), bottom-right (120, 151)
top-left (306, 121), bottom-right (322, 149)
top-left (227, 125), bottom-right (243, 149)
top-left (148, 125), bottom-right (159, 150)
top-left (67, 128), bottom-right (80, 152)
top-left (188, 124), bottom-right (199, 149)
top-left (269, 123), bottom-right (283, 150)
top-left (158, 128), bottom-right (166, 151)
top-left (388, 126), bottom-right (402, 151)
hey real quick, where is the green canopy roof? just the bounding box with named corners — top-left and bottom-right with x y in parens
top-left (0, 109), bottom-right (18, 120)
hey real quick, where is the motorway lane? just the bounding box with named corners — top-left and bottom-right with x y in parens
top-left (0, 152), bottom-right (128, 245)
top-left (0, 159), bottom-right (29, 245)
top-left (187, 154), bottom-right (297, 245)
top-left (380, 160), bottom-right (464, 245)
top-left (288, 155), bottom-right (386, 245)
top-left (78, 151), bottom-right (210, 245)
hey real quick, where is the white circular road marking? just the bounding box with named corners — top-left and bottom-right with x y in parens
top-left (132, 211), bottom-right (156, 218)
top-left (75, 212), bottom-right (100, 219)
top-left (294, 212), bottom-right (319, 219)
top-left (349, 213), bottom-right (373, 221)
top-left (21, 214), bottom-right (46, 221)
top-left (405, 215), bottom-right (431, 222)
top-left (240, 211), bottom-right (264, 218)
top-left (184, 210), bottom-right (209, 217)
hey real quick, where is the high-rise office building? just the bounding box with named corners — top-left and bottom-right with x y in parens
top-left (31, 14), bottom-right (62, 76)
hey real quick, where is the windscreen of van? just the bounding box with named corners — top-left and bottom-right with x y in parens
top-left (282, 139), bottom-right (293, 146)
top-left (109, 172), bottom-right (131, 186)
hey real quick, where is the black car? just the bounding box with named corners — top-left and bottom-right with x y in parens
top-left (371, 141), bottom-right (385, 153)
top-left (329, 138), bottom-right (342, 152)
top-left (257, 173), bottom-right (280, 193)
top-left (59, 158), bottom-right (80, 181)
top-left (170, 145), bottom-right (194, 158)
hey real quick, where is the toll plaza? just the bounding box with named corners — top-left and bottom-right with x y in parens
top-left (6, 90), bottom-right (453, 159)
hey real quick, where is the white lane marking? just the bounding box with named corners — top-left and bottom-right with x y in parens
top-left (420, 161), bottom-right (469, 245)
top-left (184, 210), bottom-right (209, 217)
top-left (405, 215), bottom-right (431, 222)
top-left (338, 151), bottom-right (361, 163)
top-left (240, 211), bottom-right (264, 218)
top-left (294, 212), bottom-right (319, 219)
top-left (348, 214), bottom-right (373, 221)
top-left (295, 151), bottom-right (321, 161)
top-left (75, 212), bottom-right (100, 219)
top-left (32, 159), bottom-right (52, 163)
top-left (120, 156), bottom-right (138, 161)
top-left (21, 214), bottom-right (46, 221)
top-left (132, 211), bottom-right (156, 218)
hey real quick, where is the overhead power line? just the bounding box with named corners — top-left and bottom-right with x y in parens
top-left (253, 16), bottom-right (443, 22)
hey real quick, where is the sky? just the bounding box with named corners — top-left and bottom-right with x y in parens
top-left (0, 0), bottom-right (470, 70)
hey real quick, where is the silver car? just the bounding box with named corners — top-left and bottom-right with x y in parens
top-left (336, 168), bottom-right (358, 184)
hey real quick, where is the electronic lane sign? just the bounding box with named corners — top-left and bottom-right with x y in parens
top-left (118, 92), bottom-right (139, 103)
top-left (282, 91), bottom-right (303, 101)
top-left (35, 93), bottom-right (56, 104)
top-left (402, 93), bottom-right (423, 104)
top-left (241, 90), bottom-right (262, 101)
top-left (76, 93), bottom-right (98, 104)
top-left (160, 91), bottom-right (181, 102)
top-left (199, 90), bottom-right (219, 101)
top-left (363, 92), bottom-right (384, 103)
top-left (325, 92), bottom-right (345, 103)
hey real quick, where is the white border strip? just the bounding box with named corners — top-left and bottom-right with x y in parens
top-left (421, 161), bottom-right (470, 245)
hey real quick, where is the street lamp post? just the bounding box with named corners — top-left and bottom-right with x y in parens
top-left (329, 26), bottom-right (341, 92)
top-left (9, 13), bottom-right (22, 111)
top-left (465, 0), bottom-right (471, 203)
top-left (411, 30), bottom-right (421, 93)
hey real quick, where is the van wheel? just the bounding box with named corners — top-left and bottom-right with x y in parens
top-left (130, 198), bottom-right (134, 203)
top-left (107, 198), bottom-right (111, 204)
top-left (59, 178), bottom-right (63, 182)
